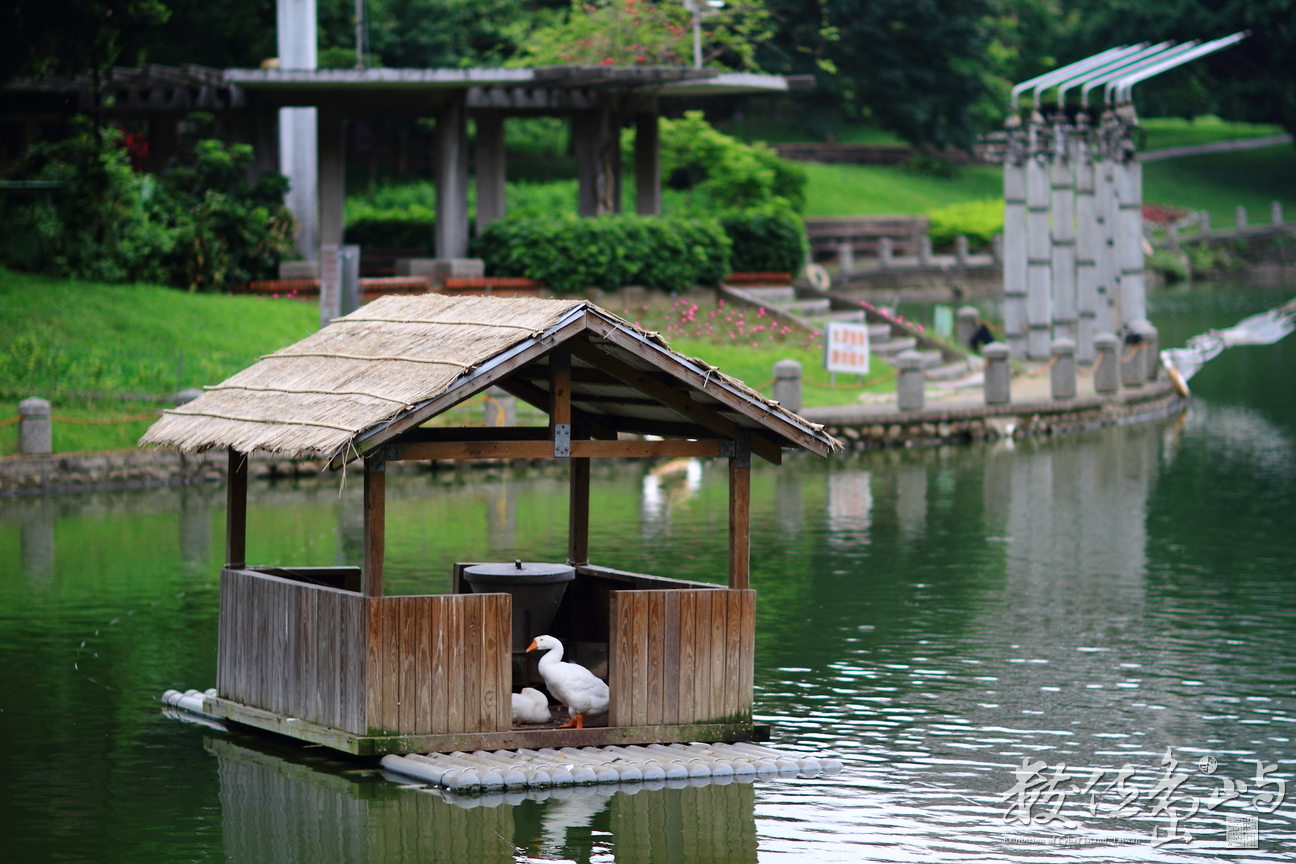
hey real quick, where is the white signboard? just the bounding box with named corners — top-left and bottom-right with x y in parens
top-left (824, 321), bottom-right (870, 375)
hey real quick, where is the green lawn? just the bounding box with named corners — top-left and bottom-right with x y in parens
top-left (1143, 144), bottom-right (1296, 229)
top-left (1139, 115), bottom-right (1287, 151)
top-left (802, 162), bottom-right (1004, 216)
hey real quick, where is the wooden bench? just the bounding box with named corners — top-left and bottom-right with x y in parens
top-left (805, 215), bottom-right (930, 262)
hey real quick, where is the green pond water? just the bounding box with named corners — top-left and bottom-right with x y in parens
top-left (1, 282), bottom-right (1294, 863)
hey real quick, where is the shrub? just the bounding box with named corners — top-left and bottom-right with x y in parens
top-left (720, 208), bottom-right (806, 274)
top-left (474, 214), bottom-right (730, 293)
top-left (344, 216), bottom-right (435, 248)
top-left (1146, 248), bottom-right (1189, 283)
top-left (927, 199), bottom-right (1003, 250)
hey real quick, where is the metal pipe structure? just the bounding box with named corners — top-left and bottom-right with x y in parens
top-left (1009, 47), bottom-right (1139, 110)
top-left (1002, 121), bottom-right (1028, 357)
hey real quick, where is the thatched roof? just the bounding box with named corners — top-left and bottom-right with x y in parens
top-left (141, 294), bottom-right (841, 462)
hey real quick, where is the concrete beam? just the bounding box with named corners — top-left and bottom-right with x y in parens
top-left (280, 107), bottom-right (319, 259)
top-left (574, 109), bottom-right (620, 216)
top-left (435, 94), bottom-right (470, 258)
top-left (318, 109), bottom-right (346, 248)
top-left (634, 111), bottom-right (660, 216)
top-left (474, 113), bottom-right (507, 232)
top-left (1002, 159), bottom-right (1027, 358)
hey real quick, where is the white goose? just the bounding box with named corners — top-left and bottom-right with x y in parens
top-left (526, 634), bottom-right (609, 729)
top-left (511, 687), bottom-right (553, 725)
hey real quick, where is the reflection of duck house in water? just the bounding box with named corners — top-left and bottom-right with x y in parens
top-left (142, 296), bottom-right (841, 755)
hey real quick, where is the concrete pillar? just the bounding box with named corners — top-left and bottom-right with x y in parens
top-left (435, 94), bottom-right (470, 258)
top-left (1272, 201), bottom-right (1284, 225)
top-left (772, 359), bottom-right (803, 413)
top-left (1050, 338), bottom-right (1076, 400)
top-left (1025, 151), bottom-right (1052, 359)
top-left (956, 306), bottom-right (979, 350)
top-left (317, 110), bottom-right (346, 249)
top-left (20, 499), bottom-right (55, 580)
top-left (1095, 158), bottom-right (1118, 336)
top-left (1235, 205), bottom-right (1248, 229)
top-left (1074, 155), bottom-right (1098, 364)
top-left (894, 350), bottom-right (925, 411)
top-left (955, 234), bottom-right (970, 267)
top-left (19, 397), bottom-right (51, 455)
top-left (920, 234), bottom-right (934, 267)
top-left (878, 236), bottom-right (893, 269)
top-left (1050, 145), bottom-right (1076, 342)
top-left (1002, 159), bottom-right (1028, 358)
top-left (837, 240), bottom-right (854, 273)
top-left (483, 386), bottom-right (516, 427)
top-left (634, 111), bottom-right (660, 216)
top-left (474, 113), bottom-right (507, 233)
top-left (992, 233), bottom-right (1003, 265)
top-left (1093, 332), bottom-right (1119, 394)
top-left (277, 0), bottom-right (318, 261)
top-left (1137, 320), bottom-right (1159, 381)
top-left (340, 244), bottom-right (361, 315)
top-left (1120, 328), bottom-right (1145, 389)
top-left (574, 109), bottom-right (618, 217)
top-left (1114, 158), bottom-right (1145, 329)
top-left (983, 342), bottom-right (1011, 405)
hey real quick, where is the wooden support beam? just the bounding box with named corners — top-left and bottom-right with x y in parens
top-left (493, 375), bottom-right (618, 440)
top-left (392, 439), bottom-right (724, 461)
top-left (225, 447), bottom-right (247, 568)
top-left (550, 345), bottom-right (572, 457)
top-left (400, 426), bottom-right (550, 443)
top-left (569, 437), bottom-right (591, 567)
top-left (363, 454), bottom-right (386, 598)
top-left (567, 338), bottom-right (783, 465)
top-left (728, 428), bottom-right (751, 591)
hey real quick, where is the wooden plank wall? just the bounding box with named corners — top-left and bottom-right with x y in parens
top-left (218, 570), bottom-right (511, 737)
top-left (607, 588), bottom-right (755, 728)
top-left (365, 593), bottom-right (511, 736)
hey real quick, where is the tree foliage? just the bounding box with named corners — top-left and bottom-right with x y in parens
top-left (1, 0), bottom-right (170, 83)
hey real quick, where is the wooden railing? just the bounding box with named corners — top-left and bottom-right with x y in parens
top-left (217, 568), bottom-right (510, 736)
top-left (608, 588), bottom-right (755, 727)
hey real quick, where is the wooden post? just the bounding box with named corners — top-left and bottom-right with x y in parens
top-left (728, 428), bottom-right (751, 590)
top-left (225, 447), bottom-right (248, 569)
top-left (549, 345), bottom-right (571, 447)
top-left (363, 453), bottom-right (386, 597)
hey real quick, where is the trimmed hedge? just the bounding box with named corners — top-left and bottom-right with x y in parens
top-left (344, 216), bottom-right (435, 248)
top-left (720, 209), bottom-right (806, 274)
top-left (474, 214), bottom-right (730, 293)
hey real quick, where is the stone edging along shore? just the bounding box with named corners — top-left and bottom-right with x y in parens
top-left (1, 383), bottom-right (1183, 496)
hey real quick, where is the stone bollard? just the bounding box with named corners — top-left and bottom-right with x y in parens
top-left (919, 235), bottom-right (933, 267)
top-left (878, 236), bottom-right (893, 269)
top-left (483, 386), bottom-right (516, 427)
top-left (894, 350), bottom-right (926, 411)
top-left (772, 359), bottom-right (803, 413)
top-left (956, 306), bottom-right (980, 350)
top-left (1093, 332), bottom-right (1120, 394)
top-left (955, 234), bottom-right (970, 267)
top-left (19, 397), bottom-right (52, 455)
top-left (1273, 200), bottom-right (1284, 225)
top-left (1199, 210), bottom-right (1211, 232)
top-left (1120, 327), bottom-right (1146, 389)
top-left (982, 343), bottom-right (1011, 406)
top-left (1137, 320), bottom-right (1159, 381)
top-left (837, 240), bottom-right (854, 274)
top-left (991, 233), bottom-right (1003, 265)
top-left (1236, 206), bottom-right (1248, 230)
top-left (1050, 338), bottom-right (1076, 400)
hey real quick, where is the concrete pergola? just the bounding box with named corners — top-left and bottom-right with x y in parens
top-left (227, 66), bottom-right (801, 261)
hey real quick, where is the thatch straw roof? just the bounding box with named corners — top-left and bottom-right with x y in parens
top-left (140, 294), bottom-right (841, 462)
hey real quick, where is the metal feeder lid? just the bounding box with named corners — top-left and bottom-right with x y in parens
top-left (463, 560), bottom-right (575, 583)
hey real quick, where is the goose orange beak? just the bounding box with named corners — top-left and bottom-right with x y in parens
top-left (526, 639), bottom-right (539, 652)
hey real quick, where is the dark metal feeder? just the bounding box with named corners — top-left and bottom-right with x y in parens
top-left (462, 560), bottom-right (575, 652)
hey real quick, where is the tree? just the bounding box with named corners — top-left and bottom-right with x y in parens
top-left (1059, 0), bottom-right (1296, 141)
top-left (756, 0), bottom-right (997, 149)
top-left (1, 0), bottom-right (170, 84)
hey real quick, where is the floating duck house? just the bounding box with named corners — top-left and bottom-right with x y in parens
top-left (142, 295), bottom-right (841, 756)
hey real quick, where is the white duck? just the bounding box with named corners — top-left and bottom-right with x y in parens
top-left (526, 634), bottom-right (609, 729)
top-left (511, 687), bottom-right (553, 725)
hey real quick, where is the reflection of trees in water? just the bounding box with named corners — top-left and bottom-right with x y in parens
top-left (211, 735), bottom-right (757, 864)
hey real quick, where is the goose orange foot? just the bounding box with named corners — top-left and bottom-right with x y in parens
top-left (558, 713), bottom-right (586, 729)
